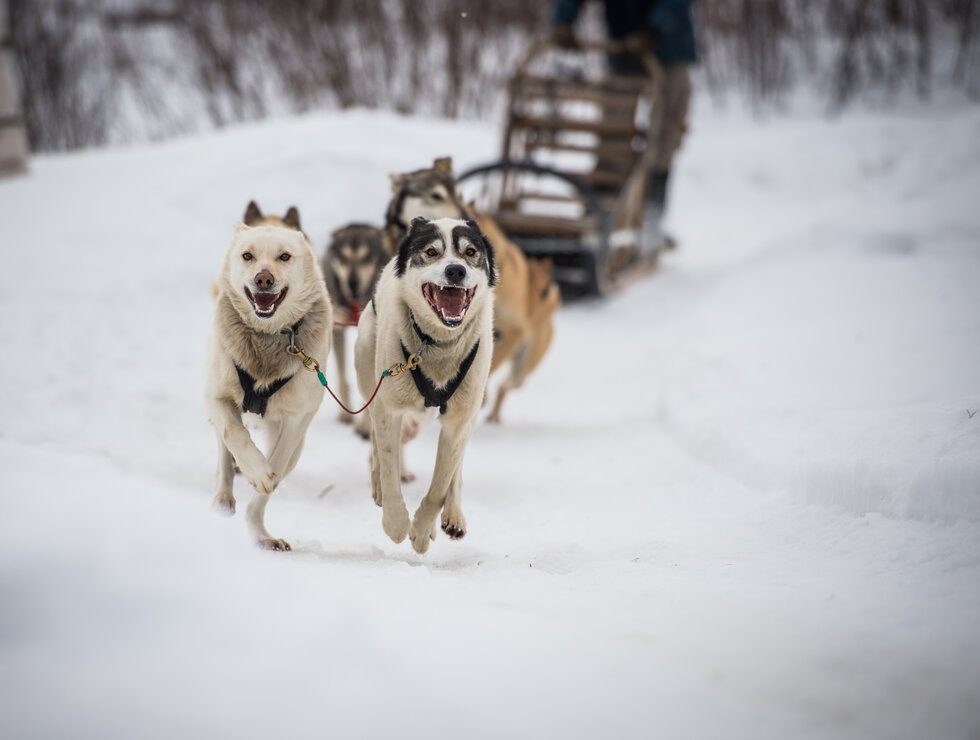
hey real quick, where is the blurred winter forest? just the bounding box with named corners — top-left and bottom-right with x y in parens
top-left (8, 0), bottom-right (980, 152)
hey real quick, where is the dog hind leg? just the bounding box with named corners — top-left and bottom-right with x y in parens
top-left (487, 340), bottom-right (530, 424)
top-left (398, 412), bottom-right (423, 483)
top-left (266, 413), bottom-right (314, 481)
top-left (489, 321), bottom-right (529, 377)
top-left (523, 299), bottom-right (557, 380)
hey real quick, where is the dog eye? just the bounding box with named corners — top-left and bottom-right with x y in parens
top-left (242, 252), bottom-right (253, 261)
top-left (431, 192), bottom-right (445, 202)
top-left (425, 247), bottom-right (439, 257)
top-left (465, 247), bottom-right (477, 257)
top-left (279, 253), bottom-right (291, 262)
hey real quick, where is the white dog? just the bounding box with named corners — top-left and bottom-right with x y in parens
top-left (355, 217), bottom-right (497, 553)
top-left (206, 215), bottom-right (332, 550)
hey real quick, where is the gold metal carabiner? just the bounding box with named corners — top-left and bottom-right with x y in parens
top-left (384, 350), bottom-right (422, 378)
top-left (285, 342), bottom-right (320, 373)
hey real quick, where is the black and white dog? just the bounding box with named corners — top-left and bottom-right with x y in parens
top-left (354, 217), bottom-right (497, 553)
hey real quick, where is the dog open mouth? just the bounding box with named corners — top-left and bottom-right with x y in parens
top-left (423, 283), bottom-right (475, 327)
top-left (244, 286), bottom-right (288, 318)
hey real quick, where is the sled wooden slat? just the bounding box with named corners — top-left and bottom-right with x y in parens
top-left (492, 210), bottom-right (595, 238)
top-left (562, 169), bottom-right (630, 188)
top-left (512, 114), bottom-right (636, 138)
top-left (508, 192), bottom-right (588, 205)
top-left (525, 140), bottom-right (636, 164)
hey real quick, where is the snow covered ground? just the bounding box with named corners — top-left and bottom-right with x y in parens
top-left (1, 94), bottom-right (978, 740)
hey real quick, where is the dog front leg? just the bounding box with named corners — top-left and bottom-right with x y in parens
top-left (266, 412), bottom-right (315, 481)
top-left (369, 422), bottom-right (382, 507)
top-left (441, 466), bottom-right (466, 540)
top-left (333, 326), bottom-right (352, 424)
top-left (410, 420), bottom-right (473, 554)
top-left (243, 412), bottom-right (316, 551)
top-left (209, 399), bottom-right (277, 495)
top-left (374, 410), bottom-right (410, 543)
top-left (212, 435), bottom-right (237, 515)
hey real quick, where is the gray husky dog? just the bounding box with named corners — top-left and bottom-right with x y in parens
top-left (206, 207), bottom-right (332, 551)
top-left (355, 217), bottom-right (497, 554)
top-left (321, 223), bottom-right (387, 429)
top-left (383, 157), bottom-right (467, 254)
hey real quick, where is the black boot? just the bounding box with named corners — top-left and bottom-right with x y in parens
top-left (647, 169), bottom-right (677, 251)
top-left (649, 169), bottom-right (669, 212)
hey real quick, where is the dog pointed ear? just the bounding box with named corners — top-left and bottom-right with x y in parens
top-left (233, 221), bottom-right (250, 233)
top-left (389, 173), bottom-right (406, 192)
top-left (433, 157), bottom-right (454, 175)
top-left (284, 206), bottom-right (301, 231)
top-left (243, 200), bottom-right (262, 225)
top-left (465, 219), bottom-right (498, 288)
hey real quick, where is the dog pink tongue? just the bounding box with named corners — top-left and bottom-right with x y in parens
top-left (434, 287), bottom-right (467, 317)
top-left (254, 292), bottom-right (279, 312)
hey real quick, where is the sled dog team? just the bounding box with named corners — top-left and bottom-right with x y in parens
top-left (206, 158), bottom-right (560, 554)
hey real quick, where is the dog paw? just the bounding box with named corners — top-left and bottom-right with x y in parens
top-left (409, 519), bottom-right (436, 554)
top-left (244, 466), bottom-right (278, 494)
top-left (382, 507), bottom-right (410, 544)
top-left (372, 485), bottom-right (383, 507)
top-left (212, 493), bottom-right (236, 516)
top-left (257, 538), bottom-right (291, 552)
top-left (441, 512), bottom-right (467, 540)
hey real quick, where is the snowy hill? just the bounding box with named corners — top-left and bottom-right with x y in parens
top-left (0, 98), bottom-right (978, 740)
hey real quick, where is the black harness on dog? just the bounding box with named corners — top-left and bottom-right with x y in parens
top-left (235, 366), bottom-right (294, 416)
top-left (234, 322), bottom-right (301, 416)
top-left (369, 301), bottom-right (480, 415)
top-left (400, 339), bottom-right (480, 415)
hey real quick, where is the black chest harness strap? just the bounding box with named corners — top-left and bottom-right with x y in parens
top-left (400, 339), bottom-right (480, 415)
top-left (235, 322), bottom-right (301, 416)
top-left (370, 301), bottom-right (480, 414)
top-left (236, 366), bottom-right (295, 416)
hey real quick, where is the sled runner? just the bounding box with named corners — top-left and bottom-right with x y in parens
top-left (458, 38), bottom-right (666, 297)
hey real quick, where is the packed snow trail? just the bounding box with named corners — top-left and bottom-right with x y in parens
top-left (0, 100), bottom-right (978, 740)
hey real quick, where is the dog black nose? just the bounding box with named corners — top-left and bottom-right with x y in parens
top-left (444, 263), bottom-right (466, 285)
top-left (347, 274), bottom-right (359, 297)
top-left (254, 270), bottom-right (275, 290)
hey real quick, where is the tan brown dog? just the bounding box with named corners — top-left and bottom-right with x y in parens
top-left (384, 158), bottom-right (560, 423)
